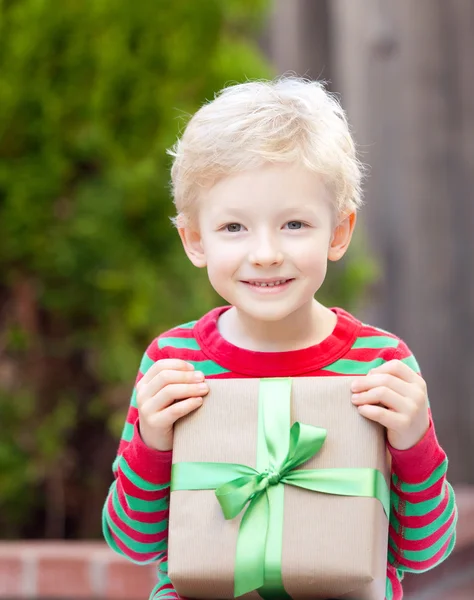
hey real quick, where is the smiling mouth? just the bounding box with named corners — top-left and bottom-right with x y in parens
top-left (242, 278), bottom-right (294, 288)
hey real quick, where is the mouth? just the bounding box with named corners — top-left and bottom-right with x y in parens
top-left (241, 278), bottom-right (294, 288)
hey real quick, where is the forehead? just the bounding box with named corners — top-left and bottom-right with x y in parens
top-left (200, 163), bottom-right (333, 217)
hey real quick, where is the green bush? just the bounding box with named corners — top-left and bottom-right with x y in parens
top-left (0, 0), bottom-right (374, 539)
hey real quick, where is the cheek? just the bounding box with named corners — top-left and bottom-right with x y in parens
top-left (291, 235), bottom-right (331, 270)
top-left (300, 255), bottom-right (328, 283)
top-left (204, 240), bottom-right (242, 278)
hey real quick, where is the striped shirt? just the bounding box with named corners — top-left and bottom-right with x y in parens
top-left (102, 306), bottom-right (457, 600)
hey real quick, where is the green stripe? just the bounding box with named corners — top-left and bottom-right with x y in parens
top-left (388, 520), bottom-right (455, 562)
top-left (186, 359), bottom-right (230, 376)
top-left (112, 488), bottom-right (168, 535)
top-left (393, 461), bottom-right (447, 493)
top-left (177, 320), bottom-right (197, 329)
top-left (102, 503), bottom-right (125, 556)
top-left (150, 561), bottom-right (172, 599)
top-left (122, 421), bottom-right (134, 442)
top-left (104, 508), bottom-right (167, 554)
top-left (112, 455), bottom-right (120, 475)
top-left (158, 336), bottom-right (200, 350)
top-left (125, 492), bottom-right (169, 513)
top-left (159, 559), bottom-right (169, 571)
top-left (436, 532), bottom-right (456, 564)
top-left (139, 352), bottom-right (155, 375)
top-left (119, 456), bottom-right (170, 492)
top-left (395, 568), bottom-right (404, 581)
top-left (390, 491), bottom-right (455, 541)
top-left (391, 488), bottom-right (441, 517)
top-left (385, 575), bottom-right (393, 600)
top-left (391, 480), bottom-right (452, 517)
top-left (401, 354), bottom-right (420, 373)
top-left (387, 548), bottom-right (396, 567)
top-left (131, 388), bottom-right (138, 408)
top-left (322, 357), bottom-right (386, 375)
top-left (352, 336), bottom-right (398, 350)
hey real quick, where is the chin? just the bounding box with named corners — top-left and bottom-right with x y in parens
top-left (236, 303), bottom-right (304, 323)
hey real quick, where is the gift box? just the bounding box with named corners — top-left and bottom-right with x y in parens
top-left (168, 377), bottom-right (390, 600)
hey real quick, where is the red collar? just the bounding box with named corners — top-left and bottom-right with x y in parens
top-left (194, 306), bottom-right (362, 377)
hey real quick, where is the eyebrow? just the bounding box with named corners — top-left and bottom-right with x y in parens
top-left (210, 208), bottom-right (249, 220)
top-left (279, 206), bottom-right (322, 220)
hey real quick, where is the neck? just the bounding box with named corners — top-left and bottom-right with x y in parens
top-left (218, 300), bottom-right (337, 352)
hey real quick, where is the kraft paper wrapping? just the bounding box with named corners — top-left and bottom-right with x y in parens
top-left (168, 377), bottom-right (390, 600)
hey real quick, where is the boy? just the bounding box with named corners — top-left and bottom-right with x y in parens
top-left (102, 78), bottom-right (457, 600)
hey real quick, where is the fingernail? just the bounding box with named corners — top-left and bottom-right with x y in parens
top-left (198, 383), bottom-right (208, 392)
top-left (351, 393), bottom-right (360, 401)
top-left (194, 371), bottom-right (204, 381)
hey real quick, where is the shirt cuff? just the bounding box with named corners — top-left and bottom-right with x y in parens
top-left (122, 420), bottom-right (173, 486)
top-left (387, 418), bottom-right (447, 484)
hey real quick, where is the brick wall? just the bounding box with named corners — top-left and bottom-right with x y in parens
top-left (1, 485), bottom-right (473, 600)
top-left (0, 542), bottom-right (157, 600)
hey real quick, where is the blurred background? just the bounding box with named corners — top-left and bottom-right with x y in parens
top-left (0, 1), bottom-right (472, 598)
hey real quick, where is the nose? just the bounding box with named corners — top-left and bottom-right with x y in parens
top-left (248, 233), bottom-right (284, 267)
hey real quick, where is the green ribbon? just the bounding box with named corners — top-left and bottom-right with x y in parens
top-left (171, 378), bottom-right (390, 599)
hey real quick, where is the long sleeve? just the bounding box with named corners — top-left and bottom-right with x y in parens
top-left (386, 341), bottom-right (457, 574)
top-left (102, 341), bottom-right (177, 594)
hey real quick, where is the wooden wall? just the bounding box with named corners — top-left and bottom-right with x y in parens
top-left (265, 0), bottom-right (474, 483)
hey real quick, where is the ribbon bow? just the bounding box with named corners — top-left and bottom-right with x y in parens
top-left (215, 421), bottom-right (327, 521)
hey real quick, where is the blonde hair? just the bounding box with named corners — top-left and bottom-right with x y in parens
top-left (168, 77), bottom-right (364, 224)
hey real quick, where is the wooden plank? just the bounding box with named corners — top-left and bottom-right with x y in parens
top-left (330, 0), bottom-right (474, 482)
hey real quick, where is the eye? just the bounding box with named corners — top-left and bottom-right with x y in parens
top-left (224, 223), bottom-right (243, 233)
top-left (285, 221), bottom-right (305, 230)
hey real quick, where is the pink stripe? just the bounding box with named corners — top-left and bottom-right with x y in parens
top-left (162, 328), bottom-right (196, 338)
top-left (387, 565), bottom-right (402, 599)
top-left (108, 494), bottom-right (168, 544)
top-left (109, 528), bottom-right (160, 562)
top-left (126, 406), bottom-right (139, 423)
top-left (118, 466), bottom-right (170, 501)
top-left (394, 536), bottom-right (453, 571)
top-left (154, 584), bottom-right (180, 600)
top-left (391, 485), bottom-right (449, 528)
top-left (393, 340), bottom-right (413, 360)
top-left (392, 478), bottom-right (445, 504)
top-left (116, 484), bottom-right (169, 523)
top-left (389, 509), bottom-right (456, 552)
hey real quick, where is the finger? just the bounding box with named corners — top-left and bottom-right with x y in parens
top-left (138, 368), bottom-right (206, 404)
top-left (149, 396), bottom-right (204, 428)
top-left (140, 381), bottom-right (209, 416)
top-left (351, 373), bottom-right (412, 397)
top-left (367, 359), bottom-right (421, 384)
top-left (138, 359), bottom-right (195, 388)
top-left (356, 404), bottom-right (406, 430)
top-left (351, 386), bottom-right (407, 412)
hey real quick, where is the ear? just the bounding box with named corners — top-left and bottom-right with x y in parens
top-left (178, 226), bottom-right (207, 268)
top-left (328, 211), bottom-right (357, 262)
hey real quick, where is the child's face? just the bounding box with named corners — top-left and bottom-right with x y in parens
top-left (180, 163), bottom-right (355, 324)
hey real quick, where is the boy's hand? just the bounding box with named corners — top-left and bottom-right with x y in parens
top-left (136, 359), bottom-right (209, 452)
top-left (350, 360), bottom-right (430, 450)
